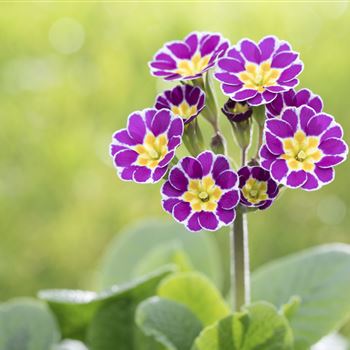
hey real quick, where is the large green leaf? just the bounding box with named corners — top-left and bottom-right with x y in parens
top-left (252, 244), bottom-right (350, 350)
top-left (0, 298), bottom-right (60, 350)
top-left (99, 220), bottom-right (223, 289)
top-left (136, 297), bottom-right (203, 350)
top-left (158, 272), bottom-right (230, 326)
top-left (192, 302), bottom-right (293, 350)
top-left (39, 266), bottom-right (173, 349)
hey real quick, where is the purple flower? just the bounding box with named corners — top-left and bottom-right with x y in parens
top-left (110, 108), bottom-right (184, 184)
top-left (238, 166), bottom-right (279, 210)
top-left (149, 32), bottom-right (229, 81)
top-left (221, 99), bottom-right (252, 123)
top-left (155, 85), bottom-right (205, 124)
top-left (161, 151), bottom-right (240, 232)
top-left (260, 106), bottom-right (348, 190)
top-left (266, 88), bottom-right (323, 119)
top-left (214, 36), bottom-right (303, 106)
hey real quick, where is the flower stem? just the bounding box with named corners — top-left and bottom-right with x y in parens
top-left (230, 207), bottom-right (250, 311)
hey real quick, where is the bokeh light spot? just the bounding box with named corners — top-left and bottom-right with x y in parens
top-left (49, 17), bottom-right (85, 55)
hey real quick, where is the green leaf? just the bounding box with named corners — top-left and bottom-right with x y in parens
top-left (192, 302), bottom-right (293, 350)
top-left (158, 272), bottom-right (230, 326)
top-left (0, 298), bottom-right (60, 350)
top-left (39, 266), bottom-right (173, 349)
top-left (136, 297), bottom-right (203, 350)
top-left (252, 244), bottom-right (350, 350)
top-left (99, 220), bottom-right (223, 289)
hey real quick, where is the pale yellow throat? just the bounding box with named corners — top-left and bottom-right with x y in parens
top-left (281, 130), bottom-right (322, 172)
top-left (176, 53), bottom-right (211, 77)
top-left (171, 102), bottom-right (197, 119)
top-left (239, 62), bottom-right (281, 93)
top-left (183, 176), bottom-right (222, 212)
top-left (134, 132), bottom-right (168, 169)
top-left (242, 177), bottom-right (268, 204)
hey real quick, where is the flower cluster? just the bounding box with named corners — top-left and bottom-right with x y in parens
top-left (110, 31), bottom-right (347, 232)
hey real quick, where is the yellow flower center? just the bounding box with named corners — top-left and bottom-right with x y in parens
top-left (281, 130), bottom-right (322, 172)
top-left (134, 132), bottom-right (168, 169)
top-left (238, 62), bottom-right (281, 93)
top-left (183, 176), bottom-right (222, 212)
top-left (176, 52), bottom-right (211, 77)
top-left (242, 177), bottom-right (268, 204)
top-left (171, 102), bottom-right (198, 119)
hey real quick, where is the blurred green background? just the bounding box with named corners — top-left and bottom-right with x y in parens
top-left (0, 2), bottom-right (349, 300)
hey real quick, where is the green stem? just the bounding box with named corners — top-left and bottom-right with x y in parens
top-left (230, 207), bottom-right (250, 311)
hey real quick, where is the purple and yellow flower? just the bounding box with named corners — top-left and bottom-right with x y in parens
top-left (149, 32), bottom-right (229, 81)
top-left (161, 151), bottom-right (240, 232)
top-left (238, 166), bottom-right (279, 209)
top-left (221, 99), bottom-right (252, 123)
top-left (266, 88), bottom-right (323, 119)
top-left (215, 36), bottom-right (303, 106)
top-left (155, 85), bottom-right (205, 124)
top-left (110, 108), bottom-right (183, 184)
top-left (260, 106), bottom-right (348, 190)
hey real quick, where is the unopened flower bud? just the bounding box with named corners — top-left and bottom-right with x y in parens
top-left (221, 99), bottom-right (253, 123)
top-left (210, 132), bottom-right (226, 155)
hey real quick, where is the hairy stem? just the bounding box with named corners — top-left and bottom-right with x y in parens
top-left (230, 208), bottom-right (250, 311)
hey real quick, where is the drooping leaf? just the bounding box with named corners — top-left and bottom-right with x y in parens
top-left (158, 272), bottom-right (230, 327)
top-left (136, 297), bottom-right (203, 350)
top-left (0, 298), bottom-right (60, 350)
top-left (252, 244), bottom-right (350, 350)
top-left (192, 302), bottom-right (293, 350)
top-left (39, 266), bottom-right (173, 349)
top-left (99, 220), bottom-right (223, 289)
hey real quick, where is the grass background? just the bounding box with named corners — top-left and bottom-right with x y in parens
top-left (0, 1), bottom-right (349, 300)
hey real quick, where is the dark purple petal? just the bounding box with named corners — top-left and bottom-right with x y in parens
top-left (185, 33), bottom-right (199, 56)
top-left (260, 145), bottom-right (277, 170)
top-left (299, 105), bottom-right (316, 133)
top-left (240, 39), bottom-right (261, 63)
top-left (133, 167), bottom-right (152, 183)
top-left (120, 167), bottom-right (136, 181)
top-left (218, 190), bottom-right (240, 210)
top-left (251, 166), bottom-right (270, 181)
top-left (167, 42), bottom-right (191, 59)
top-left (216, 170), bottom-right (238, 189)
top-left (317, 155), bottom-right (345, 168)
top-left (214, 72), bottom-right (242, 85)
top-left (162, 181), bottom-right (184, 197)
top-left (169, 168), bottom-right (189, 191)
top-left (216, 207), bottom-right (235, 224)
top-left (113, 129), bottom-right (138, 146)
top-left (162, 198), bottom-right (181, 213)
top-left (247, 93), bottom-right (263, 106)
top-left (267, 179), bottom-right (279, 197)
top-left (110, 144), bottom-right (126, 156)
top-left (271, 52), bottom-right (298, 68)
top-left (306, 114), bottom-right (333, 136)
top-left (186, 213), bottom-right (202, 232)
top-left (218, 58), bottom-right (245, 73)
top-left (319, 138), bottom-right (348, 155)
top-left (221, 84), bottom-right (243, 95)
top-left (128, 113), bottom-right (146, 143)
top-left (114, 149), bottom-right (138, 167)
top-left (259, 36), bottom-right (276, 61)
top-left (266, 118), bottom-right (294, 138)
top-left (152, 166), bottom-right (168, 182)
top-left (294, 89), bottom-right (311, 105)
top-left (227, 47), bottom-right (244, 63)
top-left (278, 64), bottom-right (303, 82)
top-left (200, 34), bottom-right (220, 56)
top-left (286, 170), bottom-right (307, 188)
top-left (168, 118), bottom-right (184, 138)
top-left (282, 108), bottom-right (298, 132)
top-left (271, 159), bottom-right (288, 181)
top-left (301, 173), bottom-right (320, 191)
top-left (234, 89), bottom-right (258, 101)
top-left (265, 131), bottom-right (284, 155)
top-left (167, 136), bottom-right (182, 151)
top-left (197, 151), bottom-right (214, 176)
top-left (212, 155), bottom-right (230, 179)
top-left (321, 125), bottom-right (343, 141)
top-left (173, 201), bottom-right (192, 222)
top-left (262, 90), bottom-right (276, 103)
top-left (198, 212), bottom-right (219, 231)
top-left (314, 166), bottom-right (335, 184)
top-left (309, 96), bottom-right (323, 113)
top-left (258, 200), bottom-right (273, 210)
top-left (181, 157), bottom-right (203, 179)
top-left (151, 109), bottom-right (171, 136)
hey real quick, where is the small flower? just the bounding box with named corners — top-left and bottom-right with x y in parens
top-left (155, 85), bottom-right (205, 124)
top-left (238, 166), bottom-right (279, 209)
top-left (161, 151), bottom-right (240, 232)
top-left (215, 36), bottom-right (303, 106)
top-left (221, 99), bottom-right (252, 123)
top-left (110, 108), bottom-right (183, 184)
top-left (260, 106), bottom-right (348, 190)
top-left (266, 88), bottom-right (323, 119)
top-left (149, 32), bottom-right (229, 81)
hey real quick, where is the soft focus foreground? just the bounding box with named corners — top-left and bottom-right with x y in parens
top-left (0, 2), bottom-right (349, 300)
